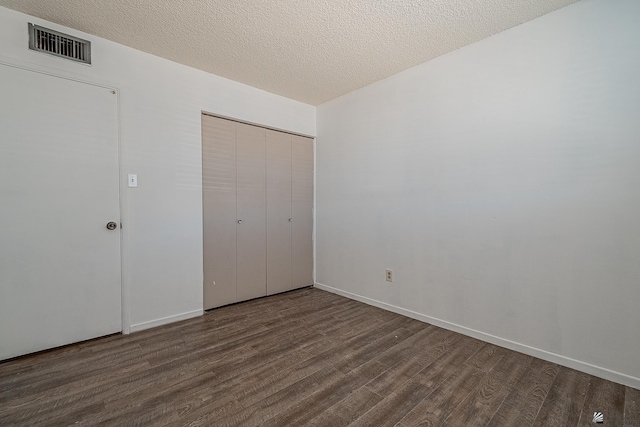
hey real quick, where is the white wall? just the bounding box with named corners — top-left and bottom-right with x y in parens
top-left (0, 6), bottom-right (315, 332)
top-left (316, 0), bottom-right (640, 388)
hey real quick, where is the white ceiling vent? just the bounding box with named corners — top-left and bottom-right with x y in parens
top-left (28, 23), bottom-right (91, 64)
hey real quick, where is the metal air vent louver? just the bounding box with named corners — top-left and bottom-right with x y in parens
top-left (28, 23), bottom-right (91, 64)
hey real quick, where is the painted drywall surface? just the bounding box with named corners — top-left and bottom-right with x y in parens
top-left (317, 0), bottom-right (640, 382)
top-left (0, 6), bottom-right (315, 329)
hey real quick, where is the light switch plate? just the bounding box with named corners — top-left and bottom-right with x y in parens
top-left (128, 174), bottom-right (138, 188)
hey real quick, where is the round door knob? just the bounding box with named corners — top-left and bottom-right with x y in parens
top-left (237, 220), bottom-right (242, 224)
top-left (106, 222), bottom-right (118, 230)
top-left (288, 218), bottom-right (293, 222)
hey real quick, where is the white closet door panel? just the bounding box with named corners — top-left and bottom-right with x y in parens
top-left (291, 135), bottom-right (314, 289)
top-left (236, 123), bottom-right (267, 301)
top-left (202, 115), bottom-right (237, 309)
top-left (0, 65), bottom-right (121, 360)
top-left (266, 130), bottom-right (292, 295)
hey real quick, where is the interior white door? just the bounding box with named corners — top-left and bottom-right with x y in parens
top-left (0, 64), bottom-right (122, 360)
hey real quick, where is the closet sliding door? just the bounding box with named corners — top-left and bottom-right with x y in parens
top-left (266, 130), bottom-right (292, 295)
top-left (236, 123), bottom-right (267, 301)
top-left (202, 116), bottom-right (237, 309)
top-left (203, 114), bottom-right (313, 309)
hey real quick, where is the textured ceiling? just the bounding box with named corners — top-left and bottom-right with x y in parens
top-left (0, 0), bottom-right (578, 105)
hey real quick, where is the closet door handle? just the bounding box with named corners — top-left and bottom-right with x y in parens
top-left (288, 218), bottom-right (293, 222)
top-left (237, 220), bottom-right (242, 224)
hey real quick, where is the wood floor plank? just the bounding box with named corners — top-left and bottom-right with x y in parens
top-left (624, 386), bottom-right (640, 427)
top-left (334, 326), bottom-right (421, 375)
top-left (196, 366), bottom-right (346, 427)
top-left (159, 350), bottom-right (324, 426)
top-left (485, 358), bottom-right (559, 427)
top-left (0, 313), bottom-right (304, 422)
top-left (364, 328), bottom-right (459, 396)
top-left (464, 344), bottom-right (508, 372)
top-left (350, 337), bottom-right (485, 426)
top-left (161, 311), bottom-right (413, 426)
top-left (266, 327), bottom-right (449, 427)
top-left (397, 363), bottom-right (486, 426)
top-left (303, 386), bottom-right (383, 427)
top-left (86, 301), bottom-right (368, 425)
top-left (120, 325), bottom-right (413, 427)
top-left (93, 339), bottom-right (319, 425)
top-left (261, 358), bottom-right (390, 426)
top-left (0, 292), bottom-right (310, 391)
top-left (576, 376), bottom-right (625, 427)
top-left (444, 351), bottom-right (532, 426)
top-left (0, 288), bottom-right (319, 381)
top-left (1, 293), bottom-right (332, 424)
top-left (532, 366), bottom-right (591, 427)
top-left (1, 346), bottom-right (257, 426)
top-left (0, 288), bottom-right (632, 427)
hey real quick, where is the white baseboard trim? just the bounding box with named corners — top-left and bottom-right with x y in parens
top-left (129, 309), bottom-right (203, 333)
top-left (314, 282), bottom-right (640, 390)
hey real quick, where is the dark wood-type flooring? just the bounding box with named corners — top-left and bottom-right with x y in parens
top-left (1, 288), bottom-right (638, 426)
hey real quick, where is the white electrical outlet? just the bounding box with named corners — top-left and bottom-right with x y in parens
top-left (386, 269), bottom-right (393, 282)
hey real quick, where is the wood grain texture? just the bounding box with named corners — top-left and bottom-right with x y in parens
top-left (625, 386), bottom-right (640, 427)
top-left (532, 366), bottom-right (591, 427)
top-left (486, 358), bottom-right (559, 427)
top-left (445, 352), bottom-right (532, 426)
top-left (304, 386), bottom-right (382, 427)
top-left (350, 337), bottom-right (486, 426)
top-left (0, 288), bottom-right (637, 427)
top-left (398, 363), bottom-right (486, 426)
top-left (577, 376), bottom-right (625, 427)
